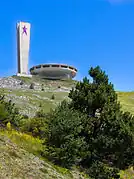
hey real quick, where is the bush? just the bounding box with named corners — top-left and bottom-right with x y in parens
top-left (87, 161), bottom-right (120, 179)
top-left (51, 94), bottom-right (55, 100)
top-left (44, 100), bottom-right (87, 168)
top-left (41, 84), bottom-right (44, 91)
top-left (22, 114), bottom-right (29, 119)
top-left (29, 83), bottom-right (35, 89)
top-left (39, 103), bottom-right (42, 108)
top-left (35, 109), bottom-right (48, 118)
top-left (20, 80), bottom-right (24, 85)
top-left (0, 103), bottom-right (9, 121)
top-left (0, 95), bottom-right (21, 127)
top-left (19, 117), bottom-right (48, 138)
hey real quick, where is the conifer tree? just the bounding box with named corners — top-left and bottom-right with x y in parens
top-left (69, 66), bottom-right (134, 170)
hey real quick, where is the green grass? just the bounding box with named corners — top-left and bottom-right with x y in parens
top-left (7, 77), bottom-right (134, 115)
top-left (120, 167), bottom-right (134, 179)
top-left (0, 128), bottom-right (91, 178)
top-left (0, 128), bottom-right (133, 179)
top-left (0, 88), bottom-right (69, 114)
top-left (12, 75), bottom-right (33, 84)
top-left (117, 91), bottom-right (134, 115)
top-left (0, 128), bottom-right (44, 155)
top-left (2, 87), bottom-right (134, 116)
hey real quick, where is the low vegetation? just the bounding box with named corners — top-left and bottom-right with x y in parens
top-left (12, 75), bottom-right (77, 88)
top-left (0, 66), bottom-right (134, 178)
top-left (117, 91), bottom-right (134, 116)
top-left (0, 129), bottom-right (88, 179)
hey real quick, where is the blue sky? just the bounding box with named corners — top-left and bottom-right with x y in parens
top-left (0, 0), bottom-right (134, 91)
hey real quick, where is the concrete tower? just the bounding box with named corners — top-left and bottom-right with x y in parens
top-left (16, 21), bottom-right (31, 77)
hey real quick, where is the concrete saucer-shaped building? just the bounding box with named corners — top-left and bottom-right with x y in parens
top-left (29, 64), bottom-right (77, 79)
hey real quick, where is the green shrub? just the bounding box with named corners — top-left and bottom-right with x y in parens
top-left (43, 100), bottom-right (87, 168)
top-left (29, 83), bottom-right (35, 89)
top-left (22, 114), bottom-right (29, 119)
top-left (0, 95), bottom-right (21, 127)
top-left (41, 84), bottom-right (44, 91)
top-left (20, 80), bottom-right (24, 85)
top-left (0, 103), bottom-right (9, 122)
top-left (39, 103), bottom-right (42, 108)
top-left (51, 94), bottom-right (55, 100)
top-left (87, 161), bottom-right (120, 179)
top-left (6, 122), bottom-right (12, 130)
top-left (35, 109), bottom-right (48, 118)
top-left (20, 117), bottom-right (48, 138)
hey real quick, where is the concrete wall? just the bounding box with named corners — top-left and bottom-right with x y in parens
top-left (17, 22), bottom-right (31, 75)
top-left (30, 66), bottom-right (76, 79)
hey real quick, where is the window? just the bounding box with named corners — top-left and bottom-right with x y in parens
top-left (69, 66), bottom-right (77, 72)
top-left (51, 65), bottom-right (60, 67)
top-left (69, 66), bottom-right (74, 70)
top-left (42, 65), bottom-right (50, 68)
top-left (61, 65), bottom-right (67, 68)
top-left (36, 65), bottom-right (41, 69)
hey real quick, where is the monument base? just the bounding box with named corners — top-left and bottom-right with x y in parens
top-left (17, 73), bottom-right (32, 78)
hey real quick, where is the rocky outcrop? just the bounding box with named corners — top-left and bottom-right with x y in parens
top-left (0, 77), bottom-right (72, 92)
top-left (0, 76), bottom-right (72, 118)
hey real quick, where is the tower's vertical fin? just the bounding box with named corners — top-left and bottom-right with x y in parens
top-left (17, 21), bottom-right (31, 76)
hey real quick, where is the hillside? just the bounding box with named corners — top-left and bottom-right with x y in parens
top-left (0, 76), bottom-right (76, 117)
top-left (117, 91), bottom-right (134, 115)
top-left (0, 76), bottom-right (134, 179)
top-left (0, 76), bottom-right (134, 116)
top-left (0, 129), bottom-right (90, 179)
top-left (0, 76), bottom-right (90, 179)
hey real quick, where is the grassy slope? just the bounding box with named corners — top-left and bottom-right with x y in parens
top-left (0, 76), bottom-right (74, 116)
top-left (0, 77), bottom-right (90, 179)
top-left (0, 129), bottom-right (90, 179)
top-left (10, 76), bottom-right (134, 115)
top-left (10, 76), bottom-right (134, 116)
top-left (2, 90), bottom-right (134, 117)
top-left (0, 88), bottom-right (68, 113)
top-left (117, 91), bottom-right (134, 115)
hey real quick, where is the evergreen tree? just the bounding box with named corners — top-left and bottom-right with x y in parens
top-left (40, 66), bottom-right (134, 178)
top-left (69, 66), bottom-right (119, 117)
top-left (69, 66), bottom-right (134, 171)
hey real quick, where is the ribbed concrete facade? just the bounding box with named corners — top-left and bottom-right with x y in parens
top-left (17, 22), bottom-right (31, 75)
top-left (30, 64), bottom-right (77, 79)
